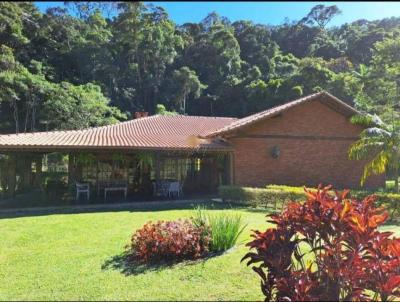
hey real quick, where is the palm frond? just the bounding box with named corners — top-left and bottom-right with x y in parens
top-left (349, 139), bottom-right (385, 160)
top-left (351, 113), bottom-right (385, 128)
top-left (361, 127), bottom-right (391, 138)
top-left (360, 150), bottom-right (390, 186)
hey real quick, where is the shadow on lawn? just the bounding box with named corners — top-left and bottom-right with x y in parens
top-left (0, 198), bottom-right (269, 219)
top-left (101, 250), bottom-right (226, 276)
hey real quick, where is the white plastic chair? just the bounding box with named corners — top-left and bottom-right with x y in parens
top-left (167, 181), bottom-right (182, 198)
top-left (76, 182), bottom-right (90, 200)
top-left (160, 181), bottom-right (170, 197)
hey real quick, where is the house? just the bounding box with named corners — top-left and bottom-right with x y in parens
top-left (0, 91), bottom-right (385, 199)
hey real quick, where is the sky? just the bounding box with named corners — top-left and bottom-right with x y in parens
top-left (35, 1), bottom-right (400, 27)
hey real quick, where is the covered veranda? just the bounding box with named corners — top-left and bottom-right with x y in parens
top-left (0, 114), bottom-right (236, 205)
top-left (0, 148), bottom-right (233, 203)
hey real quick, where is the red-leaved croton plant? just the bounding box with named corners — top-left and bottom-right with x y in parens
top-left (242, 185), bottom-right (400, 301)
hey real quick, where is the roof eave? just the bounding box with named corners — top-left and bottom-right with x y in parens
top-left (0, 145), bottom-right (234, 153)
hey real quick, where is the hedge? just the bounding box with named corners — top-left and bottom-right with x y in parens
top-left (218, 184), bottom-right (400, 216)
top-left (218, 185), bottom-right (305, 209)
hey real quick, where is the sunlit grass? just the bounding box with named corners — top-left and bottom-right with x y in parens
top-left (1, 202), bottom-right (399, 301)
top-left (0, 203), bottom-right (267, 301)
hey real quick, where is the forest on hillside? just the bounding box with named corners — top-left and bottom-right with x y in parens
top-left (1, 2), bottom-right (400, 134)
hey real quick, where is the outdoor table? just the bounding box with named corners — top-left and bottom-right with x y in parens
top-left (98, 181), bottom-right (128, 201)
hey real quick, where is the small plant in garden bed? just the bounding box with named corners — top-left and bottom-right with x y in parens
top-left (242, 185), bottom-right (400, 301)
top-left (192, 206), bottom-right (246, 253)
top-left (127, 219), bottom-right (210, 264)
top-left (127, 207), bottom-right (246, 266)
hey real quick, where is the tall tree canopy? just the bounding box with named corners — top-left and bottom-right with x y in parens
top-left (0, 2), bottom-right (399, 135)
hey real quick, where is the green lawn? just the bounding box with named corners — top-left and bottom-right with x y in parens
top-left (0, 202), bottom-right (269, 301)
top-left (1, 202), bottom-right (399, 301)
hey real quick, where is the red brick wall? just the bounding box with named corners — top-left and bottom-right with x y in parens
top-left (228, 99), bottom-right (385, 189)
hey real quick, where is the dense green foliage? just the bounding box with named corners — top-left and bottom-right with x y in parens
top-left (219, 184), bottom-right (400, 219)
top-left (218, 185), bottom-right (305, 208)
top-left (1, 2), bottom-right (400, 133)
top-left (192, 205), bottom-right (246, 253)
top-left (349, 113), bottom-right (400, 190)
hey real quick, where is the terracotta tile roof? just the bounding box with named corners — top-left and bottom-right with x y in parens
top-left (204, 91), bottom-right (359, 137)
top-left (0, 91), bottom-right (359, 152)
top-left (0, 115), bottom-right (238, 152)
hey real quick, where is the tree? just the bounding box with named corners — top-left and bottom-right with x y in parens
top-left (171, 67), bottom-right (207, 114)
top-left (30, 6), bottom-right (88, 83)
top-left (232, 21), bottom-right (279, 78)
top-left (111, 3), bottom-right (183, 113)
top-left (339, 23), bottom-right (387, 64)
top-left (155, 104), bottom-right (177, 116)
top-left (288, 57), bottom-right (335, 95)
top-left (0, 2), bottom-right (39, 48)
top-left (64, 1), bottom-right (120, 19)
top-left (79, 10), bottom-right (112, 83)
top-left (349, 113), bottom-right (400, 191)
top-left (300, 5), bottom-right (342, 29)
top-left (0, 46), bottom-right (53, 133)
top-left (272, 22), bottom-right (320, 58)
top-left (353, 37), bottom-right (400, 120)
top-left (42, 82), bottom-right (126, 130)
top-left (0, 45), bottom-right (125, 133)
top-left (2, 2), bottom-right (400, 133)
top-left (348, 37), bottom-right (400, 190)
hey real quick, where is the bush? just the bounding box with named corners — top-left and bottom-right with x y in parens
top-left (264, 185), bottom-right (400, 210)
top-left (208, 213), bottom-right (245, 253)
top-left (192, 206), bottom-right (246, 253)
top-left (242, 185), bottom-right (400, 301)
top-left (219, 184), bottom-right (400, 218)
top-left (218, 185), bottom-right (305, 208)
top-left (128, 219), bottom-right (210, 263)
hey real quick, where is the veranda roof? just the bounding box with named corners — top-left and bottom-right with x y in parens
top-left (0, 115), bottom-right (237, 152)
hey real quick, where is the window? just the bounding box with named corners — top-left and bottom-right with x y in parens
top-left (158, 157), bottom-right (195, 182)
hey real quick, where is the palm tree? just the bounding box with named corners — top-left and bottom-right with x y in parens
top-left (349, 113), bottom-right (400, 191)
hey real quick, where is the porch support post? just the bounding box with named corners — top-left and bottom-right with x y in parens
top-left (7, 154), bottom-right (17, 197)
top-left (68, 152), bottom-right (76, 185)
top-left (34, 154), bottom-right (44, 191)
top-left (20, 154), bottom-right (33, 191)
top-left (226, 152), bottom-right (234, 185)
top-left (0, 153), bottom-right (6, 196)
top-left (155, 152), bottom-right (160, 181)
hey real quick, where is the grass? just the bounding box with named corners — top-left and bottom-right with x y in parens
top-left (1, 202), bottom-right (400, 301)
top-left (0, 202), bottom-right (268, 301)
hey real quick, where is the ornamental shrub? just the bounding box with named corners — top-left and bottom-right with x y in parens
top-left (218, 185), bottom-right (305, 208)
top-left (192, 206), bottom-right (246, 253)
top-left (242, 185), bottom-right (400, 301)
top-left (207, 212), bottom-right (245, 253)
top-left (128, 219), bottom-right (210, 263)
top-left (220, 184), bottom-right (400, 219)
